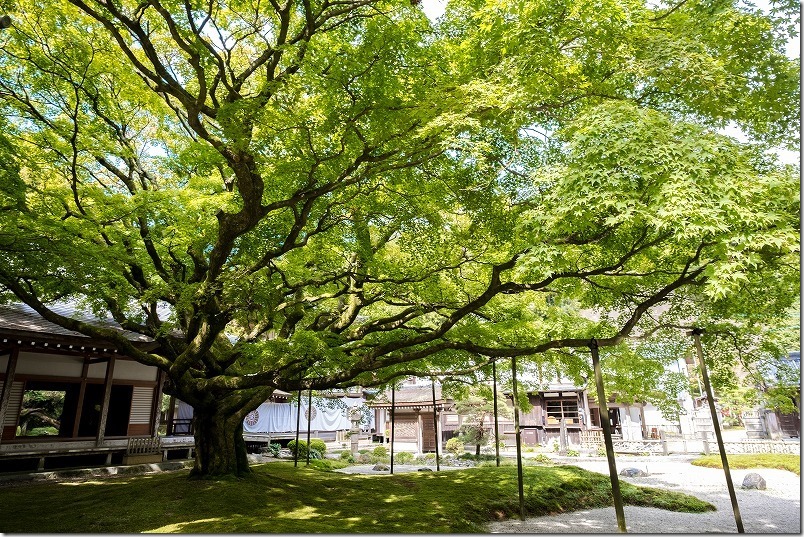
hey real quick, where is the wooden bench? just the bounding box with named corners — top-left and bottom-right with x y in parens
top-left (122, 437), bottom-right (163, 465)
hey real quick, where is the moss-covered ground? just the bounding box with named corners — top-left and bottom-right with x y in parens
top-left (0, 461), bottom-right (714, 533)
top-left (691, 453), bottom-right (800, 476)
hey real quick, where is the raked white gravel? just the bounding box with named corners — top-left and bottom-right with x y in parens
top-left (486, 455), bottom-right (801, 534)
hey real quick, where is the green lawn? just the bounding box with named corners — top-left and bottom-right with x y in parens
top-left (0, 462), bottom-right (713, 533)
top-left (691, 453), bottom-right (800, 476)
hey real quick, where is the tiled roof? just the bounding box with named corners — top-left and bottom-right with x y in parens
top-left (369, 385), bottom-right (449, 407)
top-left (0, 302), bottom-right (153, 343)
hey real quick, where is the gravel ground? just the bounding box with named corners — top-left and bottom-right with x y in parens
top-left (486, 456), bottom-right (801, 534)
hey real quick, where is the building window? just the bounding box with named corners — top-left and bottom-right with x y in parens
top-left (545, 398), bottom-right (580, 425)
top-left (16, 381), bottom-right (79, 437)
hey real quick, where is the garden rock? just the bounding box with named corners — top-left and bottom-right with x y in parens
top-left (620, 467), bottom-right (648, 477)
top-left (372, 464), bottom-right (390, 471)
top-left (418, 467), bottom-right (433, 471)
top-left (742, 473), bottom-right (766, 490)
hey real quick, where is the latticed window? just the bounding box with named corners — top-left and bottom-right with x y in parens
top-left (545, 399), bottom-right (580, 425)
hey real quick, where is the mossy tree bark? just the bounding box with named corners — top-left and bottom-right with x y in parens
top-left (191, 409), bottom-right (251, 477)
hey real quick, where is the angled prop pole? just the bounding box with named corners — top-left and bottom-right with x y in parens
top-left (690, 328), bottom-right (744, 533)
top-left (306, 388), bottom-right (313, 466)
top-left (294, 381), bottom-right (302, 467)
top-left (492, 359), bottom-right (501, 467)
top-left (390, 384), bottom-right (396, 475)
top-left (511, 356), bottom-right (525, 521)
top-left (590, 339), bottom-right (627, 533)
top-left (431, 378), bottom-right (440, 471)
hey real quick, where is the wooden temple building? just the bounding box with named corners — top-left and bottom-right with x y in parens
top-left (0, 303), bottom-right (190, 473)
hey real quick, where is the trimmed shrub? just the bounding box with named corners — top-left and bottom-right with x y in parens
top-left (394, 452), bottom-right (414, 464)
top-left (310, 438), bottom-right (327, 455)
top-left (288, 439), bottom-right (327, 459)
top-left (445, 437), bottom-right (464, 455)
top-left (372, 445), bottom-right (388, 458)
top-left (287, 439), bottom-right (308, 459)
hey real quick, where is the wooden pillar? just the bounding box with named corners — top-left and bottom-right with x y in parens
top-left (165, 395), bottom-right (176, 436)
top-left (416, 412), bottom-right (423, 455)
top-left (590, 339), bottom-right (627, 532)
top-left (151, 369), bottom-right (166, 437)
top-left (492, 359), bottom-right (500, 466)
top-left (72, 358), bottom-right (90, 438)
top-left (690, 328), bottom-right (744, 533)
top-left (96, 356), bottom-right (116, 446)
top-left (582, 389), bottom-right (591, 431)
top-left (0, 348), bottom-right (19, 446)
top-left (511, 356), bottom-right (525, 521)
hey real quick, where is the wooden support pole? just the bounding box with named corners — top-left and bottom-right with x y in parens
top-left (390, 385), bottom-right (396, 474)
top-left (492, 359), bottom-right (501, 467)
top-left (590, 339), bottom-right (627, 533)
top-left (511, 356), bottom-right (525, 521)
top-left (0, 348), bottom-right (19, 446)
top-left (165, 395), bottom-right (176, 436)
top-left (306, 389), bottom-right (313, 466)
top-left (431, 379), bottom-right (440, 471)
top-left (96, 356), bottom-right (115, 446)
top-left (294, 386), bottom-right (302, 467)
top-left (690, 328), bottom-right (744, 533)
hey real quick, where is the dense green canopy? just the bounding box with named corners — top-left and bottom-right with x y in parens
top-left (0, 0), bottom-right (798, 475)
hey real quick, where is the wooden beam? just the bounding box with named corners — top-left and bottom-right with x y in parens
top-left (0, 347), bottom-right (19, 446)
top-left (96, 356), bottom-right (116, 446)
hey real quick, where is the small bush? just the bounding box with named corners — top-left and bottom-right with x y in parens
top-left (287, 439), bottom-right (308, 459)
top-left (308, 459), bottom-right (350, 471)
top-left (417, 453), bottom-right (437, 465)
top-left (458, 452), bottom-right (497, 462)
top-left (596, 445), bottom-right (606, 457)
top-left (394, 452), bottom-right (414, 464)
top-left (552, 440), bottom-right (560, 452)
top-left (288, 439), bottom-right (326, 459)
top-left (356, 453), bottom-right (373, 464)
top-left (566, 449), bottom-right (580, 457)
top-left (445, 437), bottom-right (464, 455)
top-left (265, 443), bottom-right (282, 457)
top-left (372, 445), bottom-right (388, 458)
top-left (533, 453), bottom-right (552, 464)
top-left (309, 438), bottom-right (327, 455)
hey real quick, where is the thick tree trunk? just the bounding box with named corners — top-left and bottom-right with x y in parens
top-left (190, 408), bottom-right (251, 477)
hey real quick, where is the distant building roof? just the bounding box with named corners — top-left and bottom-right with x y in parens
top-left (369, 385), bottom-right (451, 409)
top-left (0, 302), bottom-right (153, 345)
